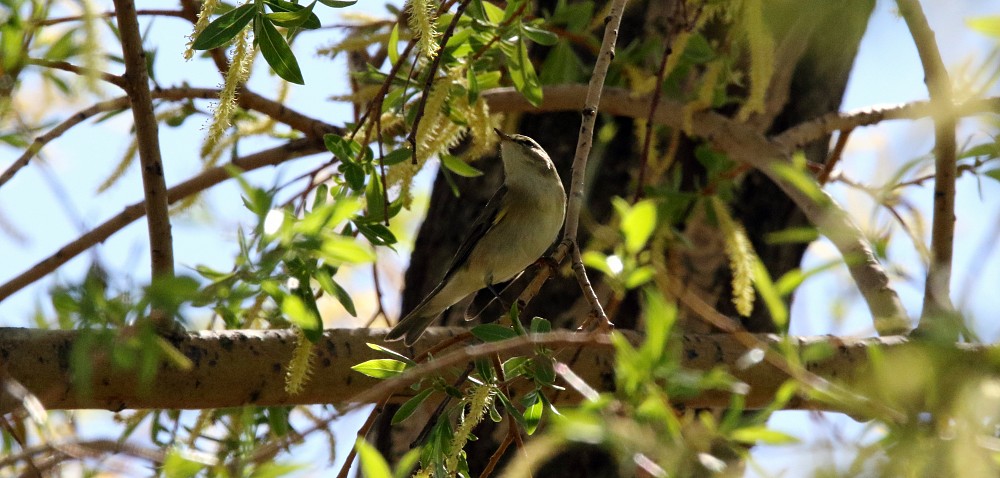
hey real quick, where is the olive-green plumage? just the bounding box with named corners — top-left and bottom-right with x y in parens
top-left (385, 129), bottom-right (566, 345)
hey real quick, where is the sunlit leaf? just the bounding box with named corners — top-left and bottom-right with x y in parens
top-left (355, 438), bottom-right (393, 477)
top-left (351, 359), bottom-right (410, 378)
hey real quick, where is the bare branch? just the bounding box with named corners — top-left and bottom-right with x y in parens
top-left (112, 0), bottom-right (175, 333)
top-left (25, 58), bottom-right (125, 88)
top-left (0, 139), bottom-right (324, 302)
top-left (562, 0), bottom-right (629, 330)
top-left (895, 0), bottom-right (959, 330)
top-left (0, 86), bottom-right (338, 190)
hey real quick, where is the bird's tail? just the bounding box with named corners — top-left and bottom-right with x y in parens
top-left (385, 300), bottom-right (441, 346)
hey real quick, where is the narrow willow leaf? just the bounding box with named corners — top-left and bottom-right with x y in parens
top-left (523, 392), bottom-right (543, 435)
top-left (621, 199), bottom-right (657, 254)
top-left (521, 24), bottom-right (558, 45)
top-left (319, 0), bottom-right (358, 8)
top-left (192, 3), bottom-right (255, 50)
top-left (351, 359), bottom-right (410, 378)
top-left (365, 343), bottom-right (417, 365)
top-left (355, 438), bottom-right (393, 477)
top-left (441, 154), bottom-right (483, 177)
top-left (254, 15), bottom-right (304, 84)
top-left (387, 23), bottom-right (400, 65)
top-left (314, 268), bottom-right (357, 316)
top-left (730, 426), bottom-right (800, 445)
top-left (265, 0), bottom-right (320, 30)
top-left (392, 388), bottom-right (434, 424)
top-left (470, 324), bottom-right (518, 342)
top-left (282, 294), bottom-right (321, 334)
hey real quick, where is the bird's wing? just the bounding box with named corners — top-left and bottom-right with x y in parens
top-left (438, 184), bottom-right (507, 284)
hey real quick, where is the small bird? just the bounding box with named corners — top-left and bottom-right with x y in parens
top-left (386, 128), bottom-right (567, 345)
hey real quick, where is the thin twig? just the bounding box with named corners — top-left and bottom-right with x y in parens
top-left (895, 0), bottom-right (958, 329)
top-left (336, 399), bottom-right (388, 478)
top-left (562, 0), bottom-right (630, 330)
top-left (31, 9), bottom-right (186, 27)
top-left (26, 58), bottom-right (125, 88)
top-left (0, 86), bottom-right (338, 190)
top-left (113, 0), bottom-right (175, 333)
top-left (633, 40), bottom-right (675, 202)
top-left (818, 128), bottom-right (853, 185)
top-left (405, 0), bottom-right (474, 164)
top-left (480, 424), bottom-right (516, 478)
top-left (0, 139), bottom-right (324, 302)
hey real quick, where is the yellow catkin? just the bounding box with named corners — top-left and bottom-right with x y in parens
top-left (79, 0), bottom-right (104, 94)
top-left (285, 327), bottom-right (316, 395)
top-left (406, 0), bottom-right (440, 59)
top-left (201, 26), bottom-right (254, 158)
top-left (711, 197), bottom-right (756, 317)
top-left (318, 31), bottom-right (392, 59)
top-left (445, 384), bottom-right (495, 473)
top-left (185, 0), bottom-right (220, 60)
top-left (464, 95), bottom-right (501, 160)
top-left (736, 0), bottom-right (774, 121)
top-left (682, 59), bottom-right (724, 134)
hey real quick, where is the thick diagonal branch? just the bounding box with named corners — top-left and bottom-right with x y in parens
top-left (112, 0), bottom-right (174, 287)
top-left (895, 0), bottom-right (958, 329)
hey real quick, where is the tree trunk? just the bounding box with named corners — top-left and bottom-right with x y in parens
top-left (378, 1), bottom-right (875, 475)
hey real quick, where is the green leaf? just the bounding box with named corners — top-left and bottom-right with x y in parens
top-left (640, 287), bottom-right (675, 363)
top-left (540, 40), bottom-right (585, 85)
top-left (314, 268), bottom-right (357, 316)
top-left (355, 438), bottom-right (393, 477)
top-left (282, 294), bottom-right (322, 334)
top-left (351, 359), bottom-right (410, 378)
top-left (985, 168), bottom-right (1000, 183)
top-left (387, 23), bottom-right (400, 65)
top-left (522, 391), bottom-right (543, 435)
top-left (321, 236), bottom-right (376, 264)
top-left (752, 258), bottom-right (787, 330)
top-left (730, 426), bottom-right (800, 445)
top-left (765, 227), bottom-right (819, 245)
top-left (343, 162), bottom-right (367, 190)
top-left (521, 24), bottom-right (558, 46)
top-left (265, 0), bottom-right (321, 30)
top-left (365, 167), bottom-right (387, 222)
top-left (324, 133), bottom-right (361, 162)
top-left (502, 356), bottom-right (531, 378)
top-left (254, 15), bottom-right (305, 84)
top-left (496, 390), bottom-right (527, 428)
top-left (365, 342), bottom-right (417, 365)
top-left (621, 199), bottom-right (657, 254)
top-left (318, 0), bottom-right (357, 6)
top-left (968, 16), bottom-right (1000, 38)
top-left (503, 36), bottom-right (543, 107)
top-left (471, 324), bottom-right (518, 342)
top-left (392, 388), bottom-right (434, 424)
top-left (380, 147), bottom-right (411, 166)
top-left (440, 154), bottom-right (483, 177)
top-left (162, 448), bottom-right (204, 478)
top-left (356, 222), bottom-right (398, 246)
top-left (529, 317), bottom-right (551, 334)
top-left (623, 266), bottom-right (655, 289)
top-left (192, 3), bottom-right (255, 50)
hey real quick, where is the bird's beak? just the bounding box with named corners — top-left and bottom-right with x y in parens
top-left (494, 128), bottom-right (512, 141)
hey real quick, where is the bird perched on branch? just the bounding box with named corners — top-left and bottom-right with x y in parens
top-left (386, 129), bottom-right (566, 345)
